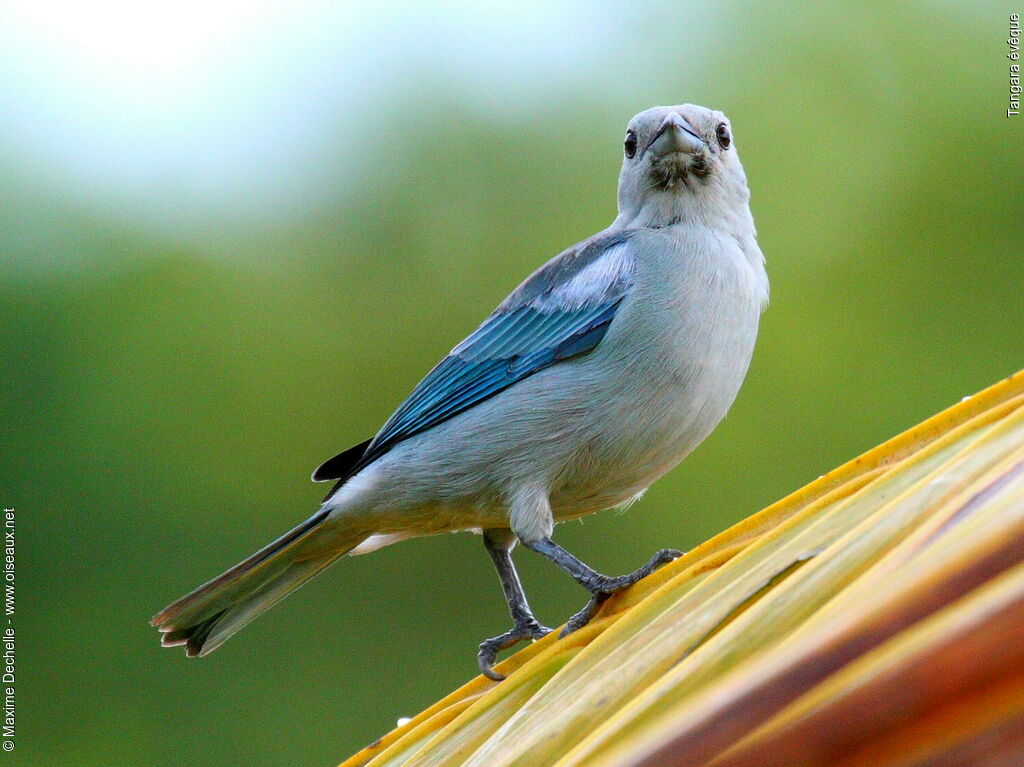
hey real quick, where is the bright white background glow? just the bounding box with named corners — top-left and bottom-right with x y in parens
top-left (0, 0), bottom-right (735, 272)
top-left (0, 2), bottom-right (645, 219)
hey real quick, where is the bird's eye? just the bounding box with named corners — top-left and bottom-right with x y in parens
top-left (716, 123), bottom-right (731, 149)
top-left (624, 130), bottom-right (637, 159)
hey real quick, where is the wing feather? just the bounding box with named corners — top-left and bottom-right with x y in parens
top-left (321, 231), bottom-right (637, 482)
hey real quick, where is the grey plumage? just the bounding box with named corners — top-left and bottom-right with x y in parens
top-left (152, 104), bottom-right (768, 672)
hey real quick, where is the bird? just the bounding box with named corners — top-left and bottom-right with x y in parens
top-left (151, 103), bottom-right (769, 681)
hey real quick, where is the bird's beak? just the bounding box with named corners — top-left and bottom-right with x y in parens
top-left (647, 113), bottom-right (706, 157)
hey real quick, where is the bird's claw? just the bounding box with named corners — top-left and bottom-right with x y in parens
top-left (560, 548), bottom-right (683, 637)
top-left (478, 619), bottom-right (552, 681)
top-left (560, 594), bottom-right (608, 637)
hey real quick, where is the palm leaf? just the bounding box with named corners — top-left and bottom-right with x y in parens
top-left (339, 369), bottom-right (1024, 767)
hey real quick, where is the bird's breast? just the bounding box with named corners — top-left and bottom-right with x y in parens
top-left (550, 227), bottom-right (766, 514)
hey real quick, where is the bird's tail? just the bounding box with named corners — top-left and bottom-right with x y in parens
top-left (151, 508), bottom-right (368, 657)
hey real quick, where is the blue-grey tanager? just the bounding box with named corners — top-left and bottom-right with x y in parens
top-left (152, 104), bottom-right (769, 680)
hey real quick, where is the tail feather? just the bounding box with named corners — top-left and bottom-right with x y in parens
top-left (151, 509), bottom-right (367, 657)
top-left (181, 553), bottom-right (345, 657)
top-left (159, 611), bottom-right (226, 656)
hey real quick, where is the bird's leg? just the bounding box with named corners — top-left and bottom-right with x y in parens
top-left (477, 529), bottom-right (552, 681)
top-left (523, 537), bottom-right (681, 637)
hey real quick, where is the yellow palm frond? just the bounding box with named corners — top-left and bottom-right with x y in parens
top-left (340, 369), bottom-right (1024, 767)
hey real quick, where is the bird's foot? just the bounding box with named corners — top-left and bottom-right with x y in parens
top-left (559, 548), bottom-right (682, 637)
top-left (478, 618), bottom-right (552, 681)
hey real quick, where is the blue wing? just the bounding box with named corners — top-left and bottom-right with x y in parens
top-left (351, 230), bottom-right (637, 470)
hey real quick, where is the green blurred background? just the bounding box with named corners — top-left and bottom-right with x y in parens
top-left (3, 1), bottom-right (1021, 764)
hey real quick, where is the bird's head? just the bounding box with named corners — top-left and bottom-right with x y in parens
top-left (614, 104), bottom-right (752, 233)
